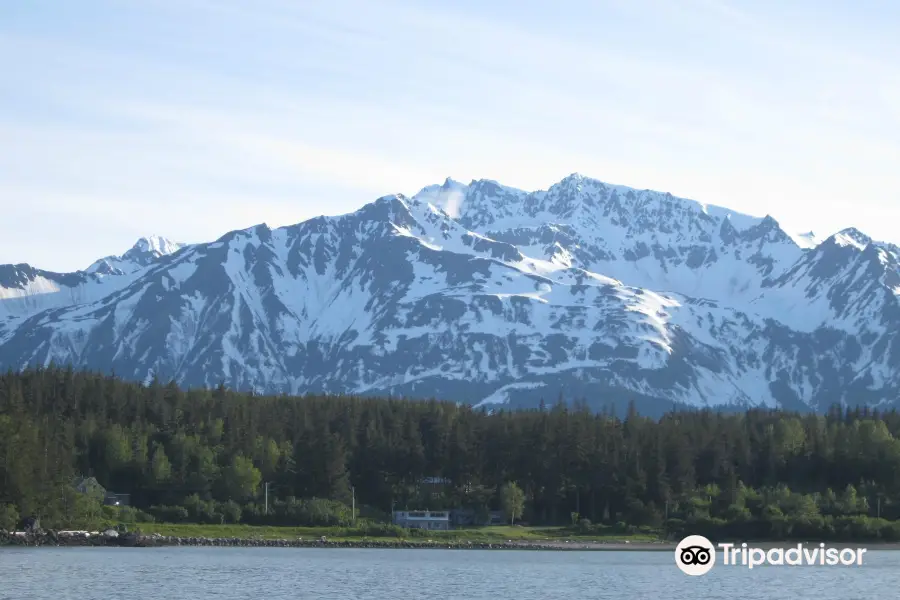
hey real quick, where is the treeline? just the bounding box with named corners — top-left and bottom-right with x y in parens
top-left (4, 367), bottom-right (900, 539)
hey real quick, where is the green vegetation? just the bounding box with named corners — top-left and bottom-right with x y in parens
top-left (1, 504), bottom-right (18, 531)
top-left (5, 366), bottom-right (900, 542)
top-left (500, 482), bottom-right (525, 525)
top-left (131, 522), bottom-right (661, 543)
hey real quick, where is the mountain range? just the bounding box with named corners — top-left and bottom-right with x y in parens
top-left (1, 173), bottom-right (898, 416)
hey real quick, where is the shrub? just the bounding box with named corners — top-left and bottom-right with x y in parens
top-left (351, 522), bottom-right (408, 537)
top-left (406, 526), bottom-right (430, 537)
top-left (0, 504), bottom-right (18, 531)
top-left (220, 501), bottom-right (242, 524)
top-left (149, 505), bottom-right (189, 523)
top-left (245, 496), bottom-right (353, 527)
top-left (880, 520), bottom-right (900, 542)
top-left (116, 506), bottom-right (156, 524)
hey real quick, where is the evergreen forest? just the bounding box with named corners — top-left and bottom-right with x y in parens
top-left (3, 367), bottom-right (900, 541)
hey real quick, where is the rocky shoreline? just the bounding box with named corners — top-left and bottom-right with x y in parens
top-left (0, 530), bottom-right (675, 551)
top-left (4, 531), bottom-right (894, 552)
top-left (3, 531), bottom-right (891, 551)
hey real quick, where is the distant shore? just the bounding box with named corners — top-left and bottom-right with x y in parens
top-left (0, 531), bottom-right (667, 550)
top-left (1, 531), bottom-right (891, 551)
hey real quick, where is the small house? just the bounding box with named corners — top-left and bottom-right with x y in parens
top-left (73, 476), bottom-right (106, 498)
top-left (449, 509), bottom-right (506, 527)
top-left (72, 476), bottom-right (129, 507)
top-left (104, 493), bottom-right (131, 507)
top-left (392, 510), bottom-right (451, 531)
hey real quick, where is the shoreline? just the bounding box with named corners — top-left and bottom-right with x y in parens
top-left (1, 531), bottom-right (670, 551)
top-left (1, 532), bottom-right (892, 551)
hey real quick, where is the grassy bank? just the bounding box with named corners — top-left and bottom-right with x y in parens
top-left (131, 523), bottom-right (664, 543)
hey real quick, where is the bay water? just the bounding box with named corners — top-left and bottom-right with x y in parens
top-left (2, 547), bottom-right (898, 599)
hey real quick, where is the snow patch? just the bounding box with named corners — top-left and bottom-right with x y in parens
top-left (834, 232), bottom-right (867, 250)
top-left (0, 275), bottom-right (61, 299)
top-left (474, 382), bottom-right (546, 408)
top-left (791, 231), bottom-right (820, 249)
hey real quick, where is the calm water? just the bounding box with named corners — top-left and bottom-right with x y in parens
top-left (2, 547), bottom-right (899, 599)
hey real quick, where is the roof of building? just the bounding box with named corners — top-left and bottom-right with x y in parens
top-left (73, 476), bottom-right (105, 492)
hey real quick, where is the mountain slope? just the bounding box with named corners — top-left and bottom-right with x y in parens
top-left (1, 176), bottom-right (897, 415)
top-left (0, 236), bottom-right (183, 320)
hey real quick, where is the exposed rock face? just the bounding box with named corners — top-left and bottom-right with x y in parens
top-left (1, 175), bottom-right (898, 415)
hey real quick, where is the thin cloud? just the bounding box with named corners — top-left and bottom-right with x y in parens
top-left (1, 0), bottom-right (899, 271)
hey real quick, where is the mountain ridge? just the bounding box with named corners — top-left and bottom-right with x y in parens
top-left (1, 174), bottom-right (897, 416)
top-left (0, 235), bottom-right (184, 319)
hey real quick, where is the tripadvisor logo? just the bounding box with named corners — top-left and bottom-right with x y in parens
top-left (674, 535), bottom-right (868, 575)
top-left (675, 535), bottom-right (716, 576)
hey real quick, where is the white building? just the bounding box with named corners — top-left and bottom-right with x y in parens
top-left (392, 510), bottom-right (451, 531)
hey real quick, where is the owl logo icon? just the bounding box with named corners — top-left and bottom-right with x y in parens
top-left (675, 535), bottom-right (716, 576)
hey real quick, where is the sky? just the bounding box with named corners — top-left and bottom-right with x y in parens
top-left (2, 0), bottom-right (899, 271)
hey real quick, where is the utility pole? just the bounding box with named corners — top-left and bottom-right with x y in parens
top-left (264, 482), bottom-right (270, 516)
top-left (351, 486), bottom-right (356, 525)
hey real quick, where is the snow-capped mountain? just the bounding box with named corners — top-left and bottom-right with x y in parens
top-left (87, 235), bottom-right (185, 275)
top-left (0, 175), bottom-right (897, 415)
top-left (0, 236), bottom-right (184, 320)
